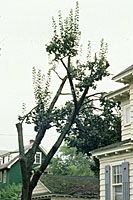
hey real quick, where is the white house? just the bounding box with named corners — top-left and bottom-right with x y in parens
top-left (91, 65), bottom-right (133, 200)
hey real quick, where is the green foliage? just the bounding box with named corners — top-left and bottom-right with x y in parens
top-left (0, 183), bottom-right (21, 200)
top-left (46, 1), bottom-right (109, 96)
top-left (52, 93), bottom-right (121, 176)
top-left (67, 97), bottom-right (121, 150)
top-left (32, 67), bottom-right (52, 131)
top-left (65, 96), bottom-right (121, 175)
top-left (32, 67), bottom-right (52, 107)
top-left (73, 39), bottom-right (109, 93)
top-left (46, 2), bottom-right (80, 60)
top-left (49, 144), bottom-right (94, 176)
top-left (18, 67), bottom-right (53, 132)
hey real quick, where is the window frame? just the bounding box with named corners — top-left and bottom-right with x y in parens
top-left (105, 162), bottom-right (129, 200)
top-left (110, 161), bottom-right (123, 200)
top-left (34, 152), bottom-right (42, 164)
top-left (124, 104), bottom-right (131, 126)
top-left (3, 170), bottom-right (6, 184)
top-left (0, 159), bottom-right (2, 165)
top-left (0, 171), bottom-right (2, 182)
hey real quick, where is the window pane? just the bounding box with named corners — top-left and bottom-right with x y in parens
top-left (113, 166), bottom-right (116, 175)
top-left (113, 175), bottom-right (116, 184)
top-left (118, 175), bottom-right (122, 183)
top-left (113, 185), bottom-right (122, 200)
top-left (126, 106), bottom-right (130, 124)
top-left (3, 170), bottom-right (6, 183)
top-left (36, 155), bottom-right (40, 163)
top-left (118, 165), bottom-right (121, 174)
top-left (112, 165), bottom-right (122, 184)
top-left (119, 165), bottom-right (122, 174)
top-left (112, 165), bottom-right (122, 200)
top-left (35, 153), bottom-right (41, 164)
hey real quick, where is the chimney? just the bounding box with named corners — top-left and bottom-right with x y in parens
top-left (29, 139), bottom-right (34, 144)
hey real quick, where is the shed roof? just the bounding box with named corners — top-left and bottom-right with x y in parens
top-left (32, 175), bottom-right (99, 199)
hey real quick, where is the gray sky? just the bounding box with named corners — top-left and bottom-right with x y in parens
top-left (0, 0), bottom-right (133, 151)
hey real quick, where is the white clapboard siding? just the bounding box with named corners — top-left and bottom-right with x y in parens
top-left (33, 180), bottom-right (51, 195)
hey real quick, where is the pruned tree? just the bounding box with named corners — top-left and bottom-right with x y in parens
top-left (16, 2), bottom-right (110, 200)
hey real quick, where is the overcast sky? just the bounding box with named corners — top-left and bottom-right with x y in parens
top-left (0, 0), bottom-right (133, 151)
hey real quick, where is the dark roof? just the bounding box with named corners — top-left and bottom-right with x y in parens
top-left (113, 64), bottom-right (133, 80)
top-left (39, 174), bottom-right (99, 197)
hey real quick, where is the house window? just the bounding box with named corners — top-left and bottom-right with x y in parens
top-left (3, 170), bottom-right (6, 184)
top-left (124, 105), bottom-right (130, 125)
top-left (34, 152), bottom-right (42, 164)
top-left (0, 171), bottom-right (2, 182)
top-left (105, 162), bottom-right (129, 200)
top-left (3, 157), bottom-right (4, 164)
top-left (112, 165), bottom-right (122, 200)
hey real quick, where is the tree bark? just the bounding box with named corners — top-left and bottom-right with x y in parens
top-left (16, 123), bottom-right (30, 200)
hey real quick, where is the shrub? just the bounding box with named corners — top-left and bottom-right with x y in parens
top-left (0, 183), bottom-right (21, 200)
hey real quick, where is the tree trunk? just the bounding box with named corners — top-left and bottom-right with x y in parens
top-left (28, 186), bottom-right (34, 200)
top-left (21, 181), bottom-right (34, 200)
top-left (21, 187), bottom-right (29, 200)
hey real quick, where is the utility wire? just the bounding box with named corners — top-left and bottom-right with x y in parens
top-left (0, 133), bottom-right (58, 136)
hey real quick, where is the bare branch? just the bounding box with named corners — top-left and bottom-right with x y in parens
top-left (81, 106), bottom-right (103, 113)
top-left (86, 92), bottom-right (106, 99)
top-left (61, 57), bottom-right (77, 108)
top-left (48, 75), bottom-right (67, 111)
top-left (16, 123), bottom-right (25, 157)
top-left (52, 68), bottom-right (63, 80)
top-left (61, 93), bottom-right (72, 95)
top-left (16, 123), bottom-right (28, 191)
top-left (60, 58), bottom-right (67, 70)
top-left (77, 68), bottom-right (95, 110)
top-left (81, 98), bottom-right (99, 107)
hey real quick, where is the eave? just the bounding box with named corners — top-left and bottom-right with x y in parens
top-left (32, 193), bottom-right (99, 199)
top-left (112, 65), bottom-right (133, 83)
top-left (105, 85), bottom-right (129, 101)
top-left (91, 139), bottom-right (133, 159)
